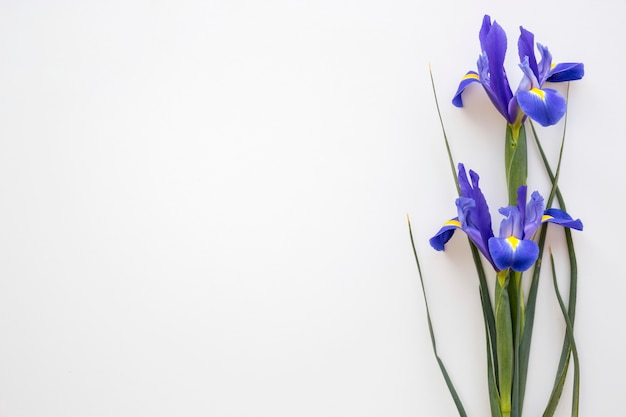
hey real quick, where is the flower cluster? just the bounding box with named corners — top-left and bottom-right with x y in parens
top-left (453, 15), bottom-right (584, 128)
top-left (429, 163), bottom-right (582, 272)
top-left (410, 14), bottom-right (586, 417)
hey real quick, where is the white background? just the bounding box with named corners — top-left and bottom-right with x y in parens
top-left (1, 1), bottom-right (624, 416)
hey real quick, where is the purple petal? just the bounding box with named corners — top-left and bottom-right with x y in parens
top-left (483, 19), bottom-right (514, 122)
top-left (535, 44), bottom-right (554, 84)
top-left (452, 71), bottom-right (480, 107)
top-left (518, 26), bottom-right (539, 80)
top-left (517, 87), bottom-right (566, 127)
top-left (498, 206), bottom-right (523, 239)
top-left (543, 208), bottom-right (583, 230)
top-left (489, 237), bottom-right (539, 272)
top-left (468, 169), bottom-right (495, 243)
top-left (429, 218), bottom-right (461, 251)
top-left (546, 62), bottom-right (585, 83)
top-left (479, 15), bottom-right (492, 52)
top-left (457, 163), bottom-right (472, 198)
top-left (524, 191), bottom-right (545, 238)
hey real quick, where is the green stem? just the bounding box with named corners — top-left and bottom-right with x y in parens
top-left (496, 270), bottom-right (514, 417)
top-left (505, 124), bottom-right (528, 206)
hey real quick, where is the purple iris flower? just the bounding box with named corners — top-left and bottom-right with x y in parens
top-left (430, 164), bottom-right (583, 272)
top-left (452, 15), bottom-right (584, 127)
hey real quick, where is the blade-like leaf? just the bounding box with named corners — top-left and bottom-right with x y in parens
top-left (429, 66), bottom-right (498, 378)
top-left (528, 85), bottom-right (580, 417)
top-left (481, 289), bottom-right (503, 417)
top-left (549, 251), bottom-right (580, 417)
top-left (407, 215), bottom-right (468, 417)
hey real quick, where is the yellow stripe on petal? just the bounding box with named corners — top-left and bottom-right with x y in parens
top-left (444, 219), bottom-right (462, 228)
top-left (463, 73), bottom-right (479, 81)
top-left (541, 214), bottom-right (553, 222)
top-left (530, 87), bottom-right (546, 100)
top-left (506, 236), bottom-right (521, 250)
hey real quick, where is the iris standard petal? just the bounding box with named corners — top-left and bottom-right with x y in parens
top-left (457, 163), bottom-right (472, 198)
top-left (479, 15), bottom-right (492, 52)
top-left (517, 87), bottom-right (566, 127)
top-left (542, 208), bottom-right (584, 230)
top-left (489, 237), bottom-right (539, 272)
top-left (456, 196), bottom-right (493, 263)
top-left (518, 26), bottom-right (539, 79)
top-left (524, 190), bottom-right (545, 238)
top-left (429, 218), bottom-right (462, 251)
top-left (484, 19), bottom-right (515, 122)
top-left (546, 62), bottom-right (585, 82)
top-left (498, 206), bottom-right (523, 239)
top-left (536, 43), bottom-right (553, 84)
top-left (452, 71), bottom-right (481, 107)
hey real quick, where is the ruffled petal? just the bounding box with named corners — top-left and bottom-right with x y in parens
top-left (518, 26), bottom-right (539, 80)
top-left (498, 206), bottom-right (522, 239)
top-left (479, 15), bottom-right (492, 52)
top-left (542, 208), bottom-right (583, 230)
top-left (536, 43), bottom-right (553, 84)
top-left (484, 19), bottom-right (514, 122)
top-left (524, 190), bottom-right (544, 238)
top-left (517, 87), bottom-right (566, 127)
top-left (452, 71), bottom-right (480, 107)
top-left (457, 163), bottom-right (472, 198)
top-left (429, 218), bottom-right (461, 251)
top-left (489, 237), bottom-right (539, 272)
top-left (546, 62), bottom-right (585, 82)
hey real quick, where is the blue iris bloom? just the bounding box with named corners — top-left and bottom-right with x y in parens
top-left (452, 15), bottom-right (584, 127)
top-left (430, 164), bottom-right (583, 272)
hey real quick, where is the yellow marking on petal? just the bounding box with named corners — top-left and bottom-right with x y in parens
top-left (506, 236), bottom-right (521, 250)
top-left (530, 87), bottom-right (546, 100)
top-left (444, 219), bottom-right (462, 228)
top-left (551, 63), bottom-right (557, 69)
top-left (463, 73), bottom-right (479, 81)
top-left (541, 214), bottom-right (553, 222)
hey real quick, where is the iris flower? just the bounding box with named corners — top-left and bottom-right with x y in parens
top-left (452, 15), bottom-right (584, 128)
top-left (429, 164), bottom-right (583, 272)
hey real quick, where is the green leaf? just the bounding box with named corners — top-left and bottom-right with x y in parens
top-left (407, 216), bottom-right (468, 417)
top-left (527, 85), bottom-right (580, 417)
top-left (549, 251), bottom-right (580, 417)
top-left (429, 66), bottom-right (498, 379)
top-left (481, 289), bottom-right (503, 417)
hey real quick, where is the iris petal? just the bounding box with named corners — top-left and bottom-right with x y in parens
top-left (452, 71), bottom-right (480, 107)
top-left (518, 26), bottom-right (538, 80)
top-left (456, 197), bottom-right (489, 256)
top-left (429, 218), bottom-right (461, 251)
top-left (536, 43), bottom-right (553, 84)
top-left (524, 191), bottom-right (544, 238)
top-left (546, 63), bottom-right (585, 82)
top-left (542, 208), bottom-right (584, 230)
top-left (517, 87), bottom-right (566, 127)
top-left (489, 237), bottom-right (539, 272)
top-left (479, 15), bottom-right (492, 52)
top-left (498, 206), bottom-right (522, 239)
top-left (484, 19), bottom-right (514, 122)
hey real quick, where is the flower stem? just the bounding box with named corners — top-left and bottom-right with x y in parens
top-left (495, 270), bottom-right (513, 417)
top-left (505, 124), bottom-right (528, 206)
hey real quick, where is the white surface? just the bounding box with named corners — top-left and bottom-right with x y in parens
top-left (0, 1), bottom-right (624, 416)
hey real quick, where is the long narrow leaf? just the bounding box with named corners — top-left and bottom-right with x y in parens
top-left (549, 251), bottom-right (580, 417)
top-left (529, 106), bottom-right (580, 417)
top-left (519, 86), bottom-right (571, 415)
top-left (429, 66), bottom-right (498, 379)
top-left (407, 215), bottom-right (468, 417)
top-left (481, 289), bottom-right (503, 417)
